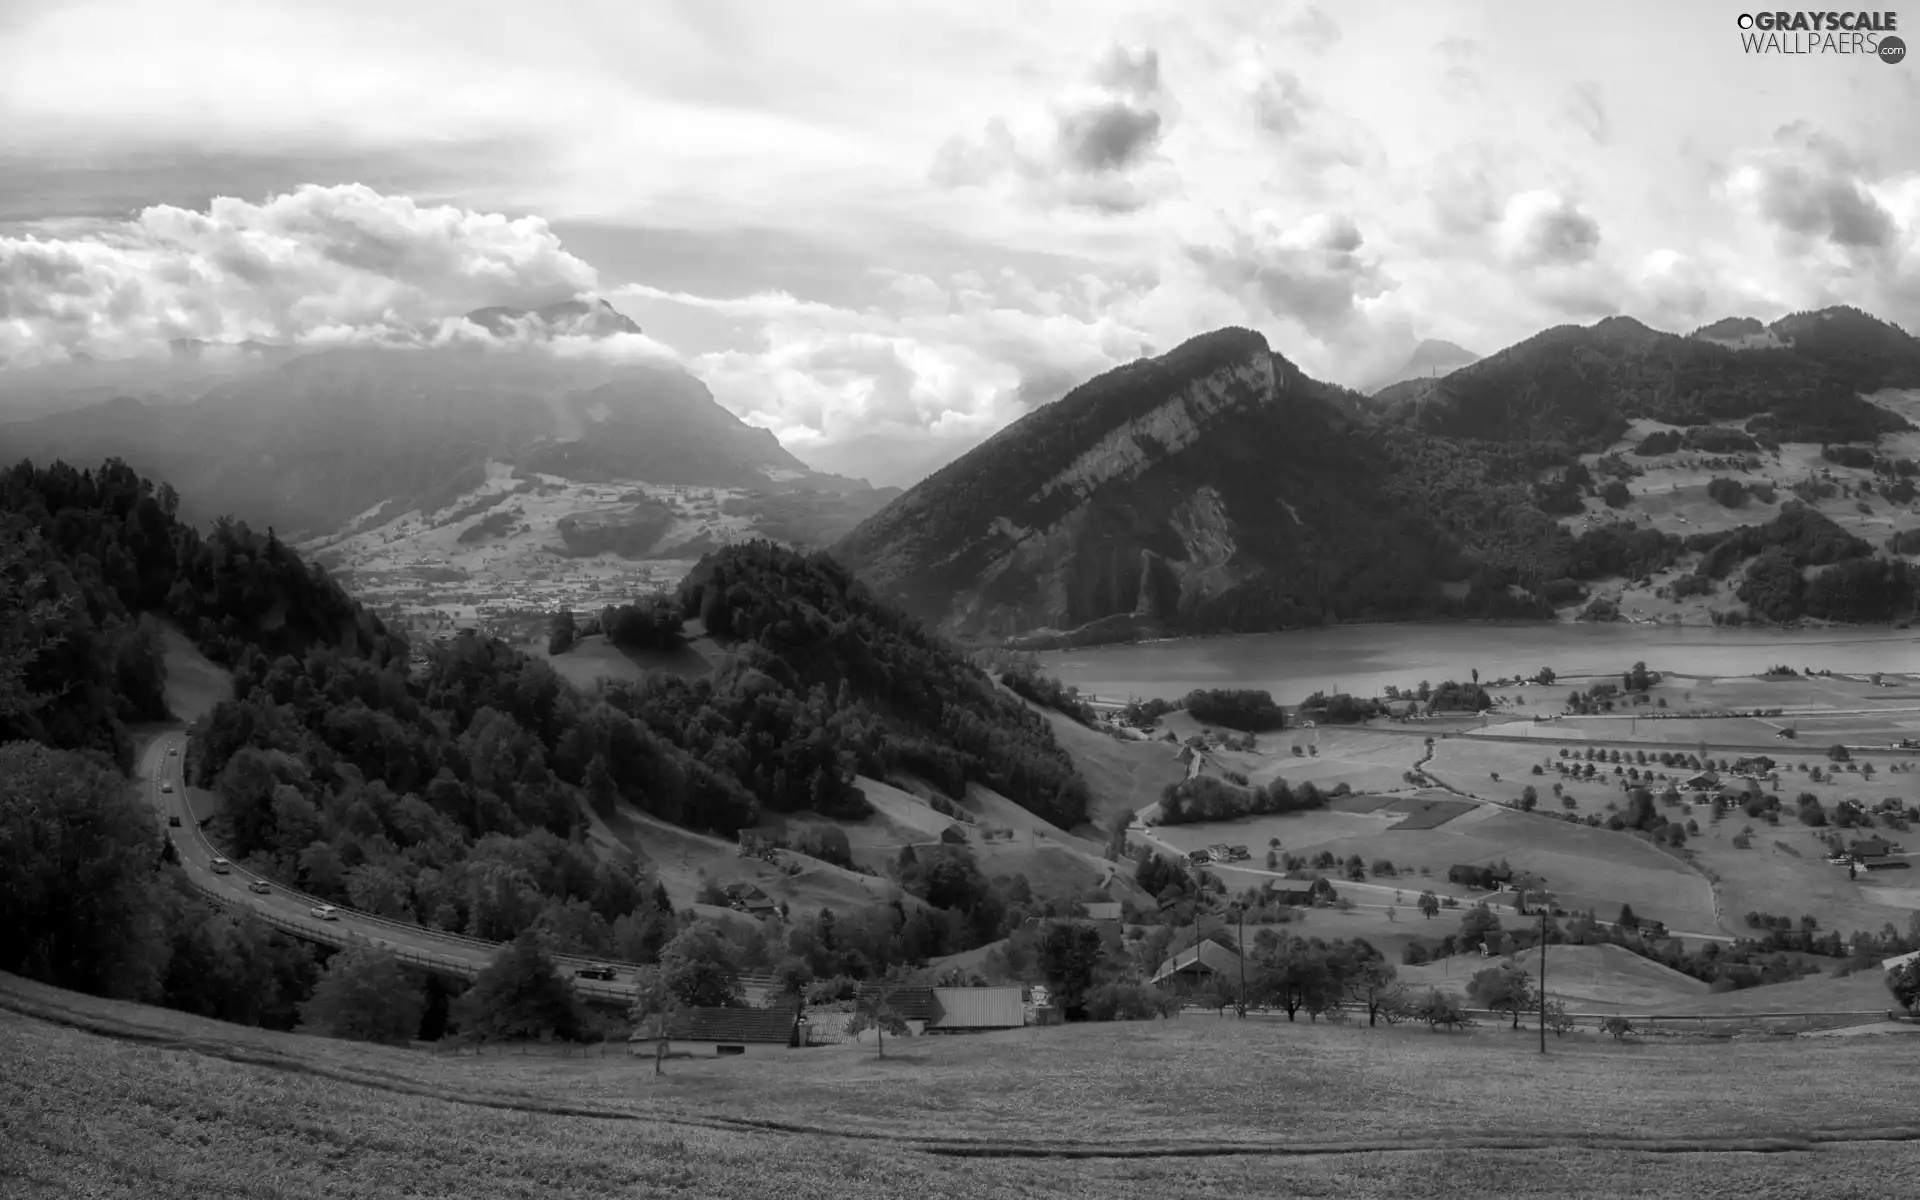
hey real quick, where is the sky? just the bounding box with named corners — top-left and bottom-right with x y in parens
top-left (2, 0), bottom-right (1919, 486)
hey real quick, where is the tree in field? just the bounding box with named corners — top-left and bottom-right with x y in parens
top-left (859, 964), bottom-right (916, 1058)
top-left (0, 741), bottom-right (168, 1000)
top-left (1616, 903), bottom-right (1640, 932)
top-left (1468, 961), bottom-right (1535, 1029)
top-left (296, 944), bottom-right (424, 1044)
top-left (660, 923), bottom-right (743, 1008)
top-left (1253, 936), bottom-right (1339, 1022)
top-left (1412, 988), bottom-right (1473, 1031)
top-left (1458, 903), bottom-right (1502, 951)
top-left (1888, 961), bottom-right (1920, 1011)
top-left (1418, 891), bottom-right (1440, 919)
top-left (1601, 1015), bottom-right (1634, 1042)
top-left (1519, 785), bottom-right (1538, 812)
top-left (1036, 920), bottom-right (1105, 1019)
top-left (1345, 957), bottom-right (1406, 1026)
top-left (454, 929), bottom-right (585, 1044)
top-left (629, 965), bottom-right (679, 1075)
top-left (1542, 996), bottom-right (1576, 1037)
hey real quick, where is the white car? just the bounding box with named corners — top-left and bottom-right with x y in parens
top-left (310, 905), bottom-right (340, 921)
top-left (160, 782), bottom-right (174, 793)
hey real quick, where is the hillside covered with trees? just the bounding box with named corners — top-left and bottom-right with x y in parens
top-left (0, 461), bottom-right (1096, 1042)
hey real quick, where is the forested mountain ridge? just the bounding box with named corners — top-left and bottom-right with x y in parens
top-left (834, 308), bottom-right (1920, 645)
top-left (1377, 307), bottom-right (1920, 446)
top-left (2, 459), bottom-right (1089, 988)
top-left (833, 329), bottom-right (1492, 643)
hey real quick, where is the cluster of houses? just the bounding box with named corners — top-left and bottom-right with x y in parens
top-left (1188, 844), bottom-right (1251, 865)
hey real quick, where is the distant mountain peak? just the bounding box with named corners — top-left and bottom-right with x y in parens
top-left (1364, 338), bottom-right (1481, 395)
top-left (464, 297), bottom-right (643, 340)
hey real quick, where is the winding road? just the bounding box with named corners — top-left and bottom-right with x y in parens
top-left (141, 729), bottom-right (642, 1003)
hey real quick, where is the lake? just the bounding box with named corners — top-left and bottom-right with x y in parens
top-left (1035, 623), bottom-right (1920, 705)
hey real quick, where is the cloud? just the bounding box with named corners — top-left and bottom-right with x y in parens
top-left (1563, 81), bottom-right (1610, 147)
top-left (1089, 45), bottom-right (1160, 100)
top-left (1498, 191), bottom-right (1603, 267)
top-left (1731, 123), bottom-right (1896, 252)
top-left (931, 43), bottom-right (1174, 212)
top-left (1187, 212), bottom-right (1390, 340)
top-left (0, 184), bottom-right (602, 364)
top-left (612, 271), bottom-right (1159, 485)
top-left (1251, 70), bottom-right (1315, 138)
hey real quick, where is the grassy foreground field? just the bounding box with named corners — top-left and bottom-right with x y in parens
top-left (7, 974), bottom-right (1920, 1198)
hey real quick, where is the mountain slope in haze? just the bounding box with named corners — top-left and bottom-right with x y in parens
top-left (1377, 307), bottom-right (1920, 447)
top-left (0, 302), bottom-right (863, 539)
top-left (1363, 338), bottom-right (1481, 395)
top-left (832, 328), bottom-right (1486, 643)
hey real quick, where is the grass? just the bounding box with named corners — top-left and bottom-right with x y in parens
top-left (9, 972), bottom-right (1920, 1199)
top-left (158, 622), bottom-right (232, 725)
top-left (1384, 797), bottom-right (1476, 830)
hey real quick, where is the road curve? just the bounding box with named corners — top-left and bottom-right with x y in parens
top-left (142, 730), bottom-right (641, 1002)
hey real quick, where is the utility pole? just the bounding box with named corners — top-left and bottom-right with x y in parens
top-left (1237, 904), bottom-right (1247, 1019)
top-left (1539, 903), bottom-right (1548, 1054)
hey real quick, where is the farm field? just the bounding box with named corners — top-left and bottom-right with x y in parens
top-left (1400, 944), bottom-right (1710, 1013)
top-left (1684, 810), bottom-right (1920, 938)
top-left (1160, 796), bottom-right (1720, 934)
top-left (1025, 700), bottom-right (1186, 834)
top-left (9, 973), bottom-right (1920, 1199)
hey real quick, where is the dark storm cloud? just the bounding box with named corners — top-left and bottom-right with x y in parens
top-left (1057, 101), bottom-right (1164, 173)
top-left (1750, 124), bottom-right (1894, 251)
top-left (1512, 197), bottom-right (1602, 266)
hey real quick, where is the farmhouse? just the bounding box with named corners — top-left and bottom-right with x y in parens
top-left (1447, 863), bottom-right (1513, 890)
top-left (722, 882), bottom-right (779, 917)
top-left (1850, 836), bottom-right (1893, 858)
top-left (630, 1003), bottom-right (800, 1058)
top-left (1680, 770), bottom-right (1719, 791)
top-left (1717, 778), bottom-right (1763, 804)
top-left (1268, 877), bottom-right (1336, 906)
top-left (1150, 939), bottom-right (1243, 988)
top-left (1082, 901), bottom-right (1122, 921)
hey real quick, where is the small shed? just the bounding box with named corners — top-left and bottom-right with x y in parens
top-left (630, 1003), bottom-right (800, 1058)
top-left (929, 986), bottom-right (1026, 1031)
top-left (1082, 901), bottom-right (1122, 921)
top-left (1850, 835), bottom-right (1892, 859)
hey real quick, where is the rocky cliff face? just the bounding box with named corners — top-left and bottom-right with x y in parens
top-left (833, 328), bottom-right (1456, 643)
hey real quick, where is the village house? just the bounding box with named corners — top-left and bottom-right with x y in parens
top-left (630, 1003), bottom-right (801, 1058)
top-left (1082, 900), bottom-right (1123, 921)
top-left (1149, 939), bottom-right (1243, 989)
top-left (722, 882), bottom-right (779, 918)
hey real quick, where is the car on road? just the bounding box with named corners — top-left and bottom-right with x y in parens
top-left (248, 880), bottom-right (271, 895)
top-left (167, 815), bottom-right (180, 827)
top-left (169, 747), bottom-right (179, 755)
top-left (209, 857), bottom-right (231, 874)
top-left (161, 782), bottom-right (173, 793)
top-left (574, 964), bottom-right (618, 981)
top-left (310, 905), bottom-right (340, 921)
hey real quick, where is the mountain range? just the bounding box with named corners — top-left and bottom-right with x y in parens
top-left (835, 306), bottom-right (1920, 643)
top-left (0, 300), bottom-right (868, 540)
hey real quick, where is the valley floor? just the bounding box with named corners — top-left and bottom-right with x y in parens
top-left (7, 973), bottom-right (1920, 1199)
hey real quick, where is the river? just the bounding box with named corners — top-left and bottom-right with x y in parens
top-left (1035, 623), bottom-right (1920, 705)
